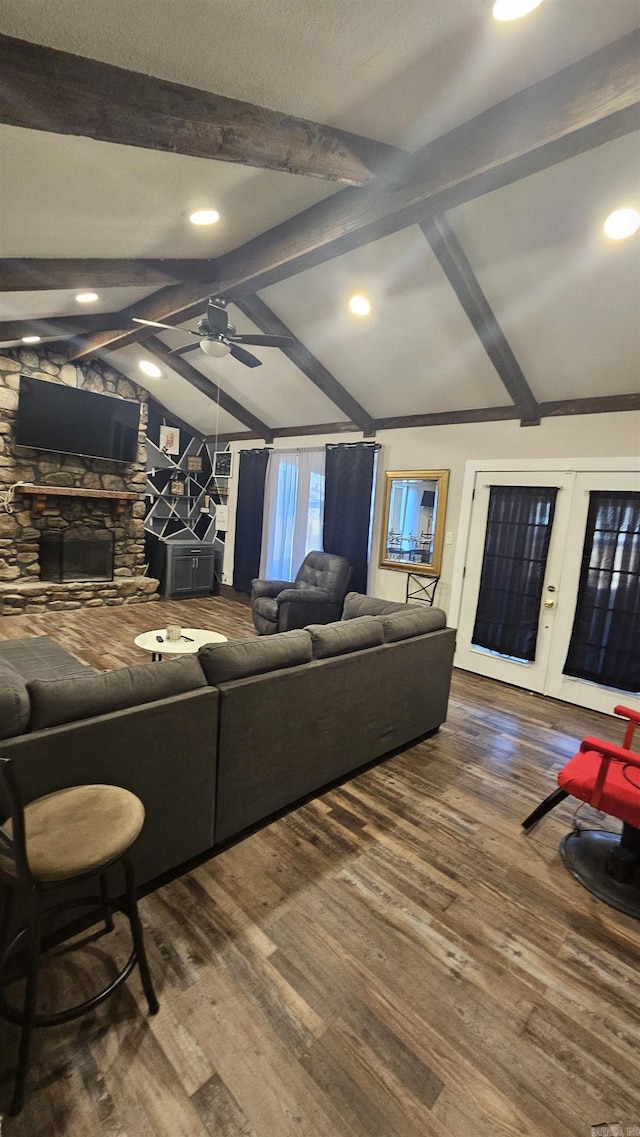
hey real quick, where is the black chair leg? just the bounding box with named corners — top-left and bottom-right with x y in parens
top-left (522, 787), bottom-right (569, 831)
top-left (99, 873), bottom-right (114, 934)
top-left (0, 885), bottom-right (14, 965)
top-left (122, 860), bottom-right (158, 1016)
top-left (10, 888), bottom-right (43, 1116)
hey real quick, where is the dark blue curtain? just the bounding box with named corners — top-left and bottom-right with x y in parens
top-left (322, 443), bottom-right (378, 595)
top-left (233, 449), bottom-right (269, 594)
top-left (564, 491), bottom-right (640, 693)
top-left (472, 486), bottom-right (557, 661)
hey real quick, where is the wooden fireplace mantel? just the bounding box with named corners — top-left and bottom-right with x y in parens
top-left (18, 485), bottom-right (139, 519)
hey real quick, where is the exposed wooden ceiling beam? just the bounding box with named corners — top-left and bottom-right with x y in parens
top-left (0, 258), bottom-right (222, 291)
top-left (0, 35), bottom-right (400, 186)
top-left (234, 295), bottom-right (376, 435)
top-left (419, 216), bottom-right (540, 425)
top-left (143, 337), bottom-right (273, 443)
top-left (0, 313), bottom-right (120, 343)
top-left (539, 393), bottom-right (640, 417)
top-left (204, 392), bottom-right (640, 442)
top-left (70, 30), bottom-right (640, 362)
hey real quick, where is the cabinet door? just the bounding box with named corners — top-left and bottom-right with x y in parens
top-left (191, 553), bottom-right (215, 594)
top-left (170, 555), bottom-right (197, 596)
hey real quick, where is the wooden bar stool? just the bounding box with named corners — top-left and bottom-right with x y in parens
top-left (0, 758), bottom-right (159, 1116)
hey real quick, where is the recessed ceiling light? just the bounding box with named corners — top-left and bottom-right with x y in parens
top-left (348, 294), bottom-right (371, 317)
top-left (139, 360), bottom-right (163, 379)
top-left (603, 208), bottom-right (640, 241)
top-left (492, 0), bottom-right (544, 21)
top-left (75, 291), bottom-right (99, 303)
top-left (21, 335), bottom-right (41, 344)
top-left (189, 209), bottom-right (220, 226)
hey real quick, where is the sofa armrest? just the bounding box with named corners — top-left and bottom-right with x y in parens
top-left (251, 578), bottom-right (293, 600)
top-left (277, 586), bottom-right (330, 605)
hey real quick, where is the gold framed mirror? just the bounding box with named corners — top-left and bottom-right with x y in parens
top-left (379, 470), bottom-right (450, 577)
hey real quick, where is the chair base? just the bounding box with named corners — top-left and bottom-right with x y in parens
top-left (559, 829), bottom-right (640, 921)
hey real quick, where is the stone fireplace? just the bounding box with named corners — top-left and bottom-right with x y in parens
top-left (0, 348), bottom-right (160, 615)
top-left (39, 527), bottom-right (115, 583)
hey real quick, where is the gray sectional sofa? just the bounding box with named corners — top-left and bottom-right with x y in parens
top-left (0, 594), bottom-right (456, 907)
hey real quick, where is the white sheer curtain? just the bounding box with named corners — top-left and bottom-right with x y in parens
top-left (260, 448), bottom-right (326, 580)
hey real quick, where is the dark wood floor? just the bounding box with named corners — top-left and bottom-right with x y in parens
top-left (1, 598), bottom-right (638, 1136)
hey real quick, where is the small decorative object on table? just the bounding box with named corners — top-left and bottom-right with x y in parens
top-left (165, 624), bottom-right (182, 642)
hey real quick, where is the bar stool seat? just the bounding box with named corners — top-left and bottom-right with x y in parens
top-left (0, 785), bottom-right (144, 882)
top-left (0, 760), bottom-right (159, 1117)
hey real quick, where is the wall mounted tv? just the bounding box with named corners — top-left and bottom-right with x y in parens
top-left (16, 376), bottom-right (140, 463)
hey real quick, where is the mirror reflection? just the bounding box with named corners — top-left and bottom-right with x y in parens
top-left (379, 470), bottom-right (449, 577)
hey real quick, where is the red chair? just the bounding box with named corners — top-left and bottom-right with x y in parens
top-left (522, 705), bottom-right (640, 919)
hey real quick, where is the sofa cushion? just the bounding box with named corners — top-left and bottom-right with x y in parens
top-left (0, 658), bottom-right (30, 740)
top-left (342, 592), bottom-right (411, 620)
top-left (306, 616), bottom-right (384, 659)
top-left (27, 655), bottom-right (207, 731)
top-left (382, 607), bottom-right (447, 642)
top-left (198, 629), bottom-right (312, 685)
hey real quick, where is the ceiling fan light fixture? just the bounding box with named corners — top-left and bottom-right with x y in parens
top-left (603, 208), bottom-right (640, 241)
top-left (139, 360), bottom-right (163, 378)
top-left (201, 338), bottom-right (231, 357)
top-left (348, 294), bottom-right (371, 317)
top-left (189, 209), bottom-right (220, 226)
top-left (75, 291), bottom-right (99, 304)
top-left (492, 0), bottom-right (544, 20)
top-left (21, 335), bottom-right (41, 344)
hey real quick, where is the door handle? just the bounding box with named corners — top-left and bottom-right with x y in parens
top-left (543, 598), bottom-right (555, 609)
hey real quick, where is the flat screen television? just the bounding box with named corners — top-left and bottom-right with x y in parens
top-left (16, 375), bottom-right (140, 463)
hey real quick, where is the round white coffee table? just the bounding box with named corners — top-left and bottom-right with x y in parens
top-left (134, 627), bottom-right (227, 661)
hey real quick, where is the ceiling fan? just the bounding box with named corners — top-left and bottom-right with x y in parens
top-left (133, 298), bottom-right (291, 368)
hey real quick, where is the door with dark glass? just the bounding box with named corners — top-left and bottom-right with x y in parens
top-left (456, 469), bottom-right (640, 714)
top-left (456, 473), bottom-right (573, 694)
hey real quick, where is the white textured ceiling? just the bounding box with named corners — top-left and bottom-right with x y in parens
top-left (1, 1), bottom-right (638, 146)
top-left (0, 2), bottom-right (639, 434)
top-left (259, 228), bottom-right (510, 417)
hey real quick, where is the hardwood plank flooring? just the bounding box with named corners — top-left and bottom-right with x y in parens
top-left (1, 600), bottom-right (639, 1135)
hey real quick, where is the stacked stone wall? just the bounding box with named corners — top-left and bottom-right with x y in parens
top-left (0, 347), bottom-right (159, 613)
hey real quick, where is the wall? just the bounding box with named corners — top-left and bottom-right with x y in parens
top-left (222, 409), bottom-right (640, 613)
top-left (0, 346), bottom-right (159, 614)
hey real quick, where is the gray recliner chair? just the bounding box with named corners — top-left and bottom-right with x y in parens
top-left (251, 550), bottom-right (352, 635)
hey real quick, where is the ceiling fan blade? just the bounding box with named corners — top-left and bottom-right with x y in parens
top-left (168, 343), bottom-right (202, 357)
top-left (232, 334), bottom-right (293, 348)
top-left (133, 317), bottom-right (201, 339)
top-left (132, 317), bottom-right (180, 331)
top-left (230, 344), bottom-right (263, 368)
top-left (206, 301), bottom-right (229, 335)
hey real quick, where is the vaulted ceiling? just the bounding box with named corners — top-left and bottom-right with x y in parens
top-left (1, 1), bottom-right (639, 443)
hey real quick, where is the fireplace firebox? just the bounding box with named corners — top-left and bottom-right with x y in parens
top-left (39, 529), bottom-right (114, 583)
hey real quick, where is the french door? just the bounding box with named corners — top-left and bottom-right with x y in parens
top-left (455, 468), bottom-right (640, 716)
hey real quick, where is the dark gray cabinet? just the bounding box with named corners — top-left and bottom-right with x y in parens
top-left (163, 542), bottom-right (219, 598)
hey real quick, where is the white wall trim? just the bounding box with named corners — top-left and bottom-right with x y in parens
top-left (449, 456), bottom-right (640, 628)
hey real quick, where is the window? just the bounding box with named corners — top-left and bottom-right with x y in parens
top-left (260, 449), bottom-right (326, 580)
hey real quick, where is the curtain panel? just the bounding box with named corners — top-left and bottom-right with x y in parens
top-left (260, 448), bottom-right (326, 581)
top-left (323, 443), bottom-right (378, 596)
top-left (232, 449), bottom-right (269, 594)
top-left (564, 491), bottom-right (640, 693)
top-left (472, 485), bottom-right (558, 661)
